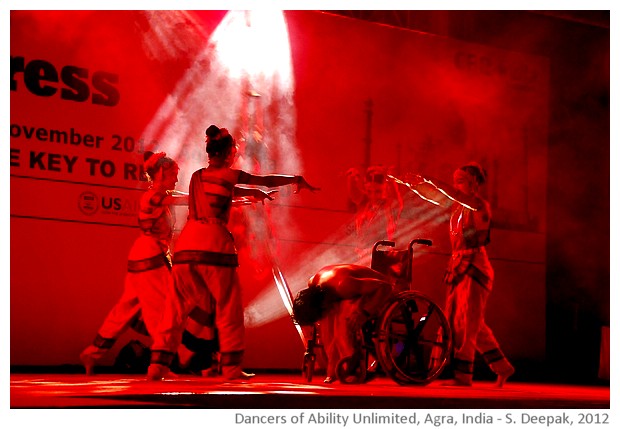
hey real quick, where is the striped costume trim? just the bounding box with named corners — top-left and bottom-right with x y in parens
top-left (201, 179), bottom-right (235, 202)
top-left (93, 334), bottom-right (116, 349)
top-left (205, 194), bottom-right (232, 218)
top-left (453, 357), bottom-right (474, 374)
top-left (482, 348), bottom-right (506, 364)
top-left (129, 311), bottom-right (150, 337)
top-left (466, 264), bottom-right (491, 290)
top-left (220, 350), bottom-right (244, 366)
top-left (127, 253), bottom-right (171, 273)
top-left (137, 218), bottom-right (158, 234)
top-left (150, 350), bottom-right (175, 367)
top-left (200, 175), bottom-right (236, 191)
top-left (182, 331), bottom-right (218, 353)
top-left (173, 250), bottom-right (239, 267)
top-left (189, 306), bottom-right (215, 327)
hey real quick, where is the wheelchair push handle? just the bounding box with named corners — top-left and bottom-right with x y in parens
top-left (409, 238), bottom-right (432, 249)
top-left (373, 239), bottom-right (432, 253)
top-left (372, 240), bottom-right (395, 253)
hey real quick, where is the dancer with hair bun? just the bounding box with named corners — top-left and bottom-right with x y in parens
top-left (148, 125), bottom-right (319, 381)
top-left (80, 152), bottom-right (187, 375)
top-left (409, 163), bottom-right (515, 387)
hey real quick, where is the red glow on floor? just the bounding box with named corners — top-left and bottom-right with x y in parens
top-left (10, 373), bottom-right (609, 409)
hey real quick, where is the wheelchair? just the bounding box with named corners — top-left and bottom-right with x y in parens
top-left (294, 239), bottom-right (452, 385)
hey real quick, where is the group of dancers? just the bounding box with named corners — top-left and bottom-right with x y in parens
top-left (81, 124), bottom-right (513, 386)
top-left (80, 125), bottom-right (317, 380)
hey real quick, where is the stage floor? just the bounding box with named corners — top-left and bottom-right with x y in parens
top-left (10, 373), bottom-right (610, 409)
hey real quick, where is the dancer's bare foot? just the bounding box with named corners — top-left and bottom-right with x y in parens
top-left (223, 367), bottom-right (255, 381)
top-left (147, 364), bottom-right (170, 381)
top-left (79, 351), bottom-right (95, 376)
top-left (495, 366), bottom-right (515, 388)
top-left (441, 378), bottom-right (472, 387)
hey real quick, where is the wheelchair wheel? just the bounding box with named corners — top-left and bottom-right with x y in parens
top-left (375, 291), bottom-right (451, 385)
top-left (336, 355), bottom-right (367, 384)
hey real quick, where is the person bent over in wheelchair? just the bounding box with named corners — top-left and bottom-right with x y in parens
top-left (294, 264), bottom-right (393, 383)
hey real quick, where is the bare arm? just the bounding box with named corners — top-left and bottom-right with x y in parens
top-left (233, 186), bottom-right (278, 204)
top-left (400, 173), bottom-right (483, 211)
top-left (242, 173), bottom-right (319, 193)
top-left (386, 167), bottom-right (404, 219)
top-left (163, 190), bottom-right (188, 206)
top-left (161, 187), bottom-right (277, 207)
top-left (418, 175), bottom-right (483, 211)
